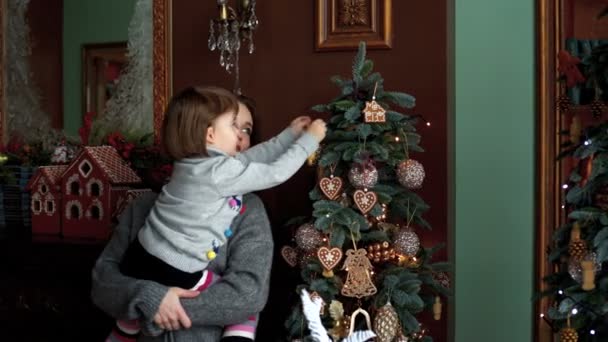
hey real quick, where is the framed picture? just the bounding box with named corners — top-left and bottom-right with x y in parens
top-left (82, 42), bottom-right (128, 116)
top-left (315, 0), bottom-right (392, 52)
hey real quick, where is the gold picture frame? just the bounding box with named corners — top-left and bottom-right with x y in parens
top-left (153, 0), bottom-right (172, 143)
top-left (315, 0), bottom-right (392, 52)
top-left (536, 1), bottom-right (562, 341)
top-left (82, 42), bottom-right (128, 119)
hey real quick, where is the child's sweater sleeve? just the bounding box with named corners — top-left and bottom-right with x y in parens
top-left (212, 133), bottom-right (318, 196)
top-left (237, 127), bottom-right (296, 164)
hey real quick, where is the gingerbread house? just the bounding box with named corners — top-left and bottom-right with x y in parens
top-left (60, 146), bottom-right (143, 240)
top-left (26, 165), bottom-right (68, 235)
top-left (363, 100), bottom-right (386, 123)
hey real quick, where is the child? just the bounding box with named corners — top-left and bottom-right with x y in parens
top-left (107, 86), bottom-right (325, 342)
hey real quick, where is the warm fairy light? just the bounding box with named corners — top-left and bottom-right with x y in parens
top-left (326, 214), bottom-right (330, 218)
top-left (558, 290), bottom-right (564, 295)
top-left (571, 308), bottom-right (578, 315)
top-left (584, 139), bottom-right (592, 146)
top-left (426, 122), bottom-right (431, 127)
top-left (395, 136), bottom-right (400, 142)
top-left (591, 330), bottom-right (596, 335)
top-left (562, 184), bottom-right (569, 189)
top-left (540, 313), bottom-right (545, 318)
top-left (561, 205), bottom-right (565, 209)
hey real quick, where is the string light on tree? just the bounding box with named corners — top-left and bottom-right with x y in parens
top-left (542, 43), bottom-right (608, 339)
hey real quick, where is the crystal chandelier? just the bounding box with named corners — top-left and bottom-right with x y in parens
top-left (208, 0), bottom-right (258, 94)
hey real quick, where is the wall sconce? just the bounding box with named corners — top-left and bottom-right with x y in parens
top-left (208, 0), bottom-right (258, 94)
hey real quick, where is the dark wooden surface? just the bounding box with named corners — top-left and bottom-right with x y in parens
top-left (0, 229), bottom-right (112, 341)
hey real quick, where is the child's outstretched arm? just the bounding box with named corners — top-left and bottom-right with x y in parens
top-left (214, 119), bottom-right (326, 196)
top-left (239, 116), bottom-right (311, 164)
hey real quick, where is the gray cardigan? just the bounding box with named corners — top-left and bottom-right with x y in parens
top-left (138, 129), bottom-right (318, 272)
top-left (91, 192), bottom-right (274, 342)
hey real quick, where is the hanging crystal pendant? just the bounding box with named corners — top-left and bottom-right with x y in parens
top-left (219, 50), bottom-right (226, 67)
top-left (208, 21), bottom-right (217, 51)
top-left (209, 1), bottom-right (258, 90)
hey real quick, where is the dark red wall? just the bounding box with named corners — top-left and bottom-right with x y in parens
top-left (27, 0), bottom-right (63, 129)
top-left (173, 1), bottom-right (447, 340)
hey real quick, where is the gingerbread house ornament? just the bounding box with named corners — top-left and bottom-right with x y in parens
top-left (60, 146), bottom-right (143, 240)
top-left (26, 165), bottom-right (68, 235)
top-left (363, 100), bottom-right (386, 123)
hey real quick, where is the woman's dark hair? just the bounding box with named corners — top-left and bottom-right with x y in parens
top-left (238, 94), bottom-right (256, 117)
top-left (238, 94), bottom-right (258, 143)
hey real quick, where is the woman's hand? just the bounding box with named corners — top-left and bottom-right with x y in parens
top-left (154, 287), bottom-right (200, 331)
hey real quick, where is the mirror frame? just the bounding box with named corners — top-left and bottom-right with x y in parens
top-left (153, 0), bottom-right (172, 144)
top-left (0, 0), bottom-right (172, 145)
top-left (536, 0), bottom-right (565, 341)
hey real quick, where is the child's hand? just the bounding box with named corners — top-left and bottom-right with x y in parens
top-left (290, 116), bottom-right (312, 136)
top-left (153, 287), bottom-right (199, 330)
top-left (307, 119), bottom-right (327, 142)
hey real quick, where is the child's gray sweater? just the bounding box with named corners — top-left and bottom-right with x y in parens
top-left (91, 192), bottom-right (274, 341)
top-left (138, 128), bottom-right (318, 272)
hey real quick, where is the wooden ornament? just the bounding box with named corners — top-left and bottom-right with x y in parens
top-left (580, 155), bottom-right (594, 186)
top-left (280, 246), bottom-right (298, 267)
top-left (348, 307), bottom-right (373, 336)
top-left (341, 248), bottom-right (377, 298)
top-left (581, 260), bottom-right (596, 291)
top-left (319, 176), bottom-right (343, 200)
top-left (570, 115), bottom-right (582, 143)
top-left (560, 315), bottom-right (578, 342)
top-left (317, 246), bottom-right (343, 277)
top-left (373, 302), bottom-right (399, 342)
top-left (363, 100), bottom-right (386, 123)
top-left (433, 296), bottom-right (442, 320)
top-left (557, 94), bottom-right (572, 113)
top-left (590, 98), bottom-right (606, 118)
top-left (353, 190), bottom-right (377, 214)
top-left (568, 222), bottom-right (587, 261)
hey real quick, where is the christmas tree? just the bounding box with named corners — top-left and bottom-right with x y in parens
top-left (539, 38), bottom-right (608, 341)
top-left (282, 42), bottom-right (450, 342)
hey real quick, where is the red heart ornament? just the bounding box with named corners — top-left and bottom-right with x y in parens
top-left (353, 190), bottom-right (377, 214)
top-left (319, 176), bottom-right (343, 200)
top-left (317, 246), bottom-right (343, 271)
top-left (281, 246), bottom-right (298, 267)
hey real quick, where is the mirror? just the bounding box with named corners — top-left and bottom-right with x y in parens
top-left (0, 0), bottom-right (171, 145)
top-left (536, 0), bottom-right (607, 340)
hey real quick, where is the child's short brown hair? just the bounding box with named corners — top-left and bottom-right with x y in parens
top-left (162, 86), bottom-right (238, 160)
